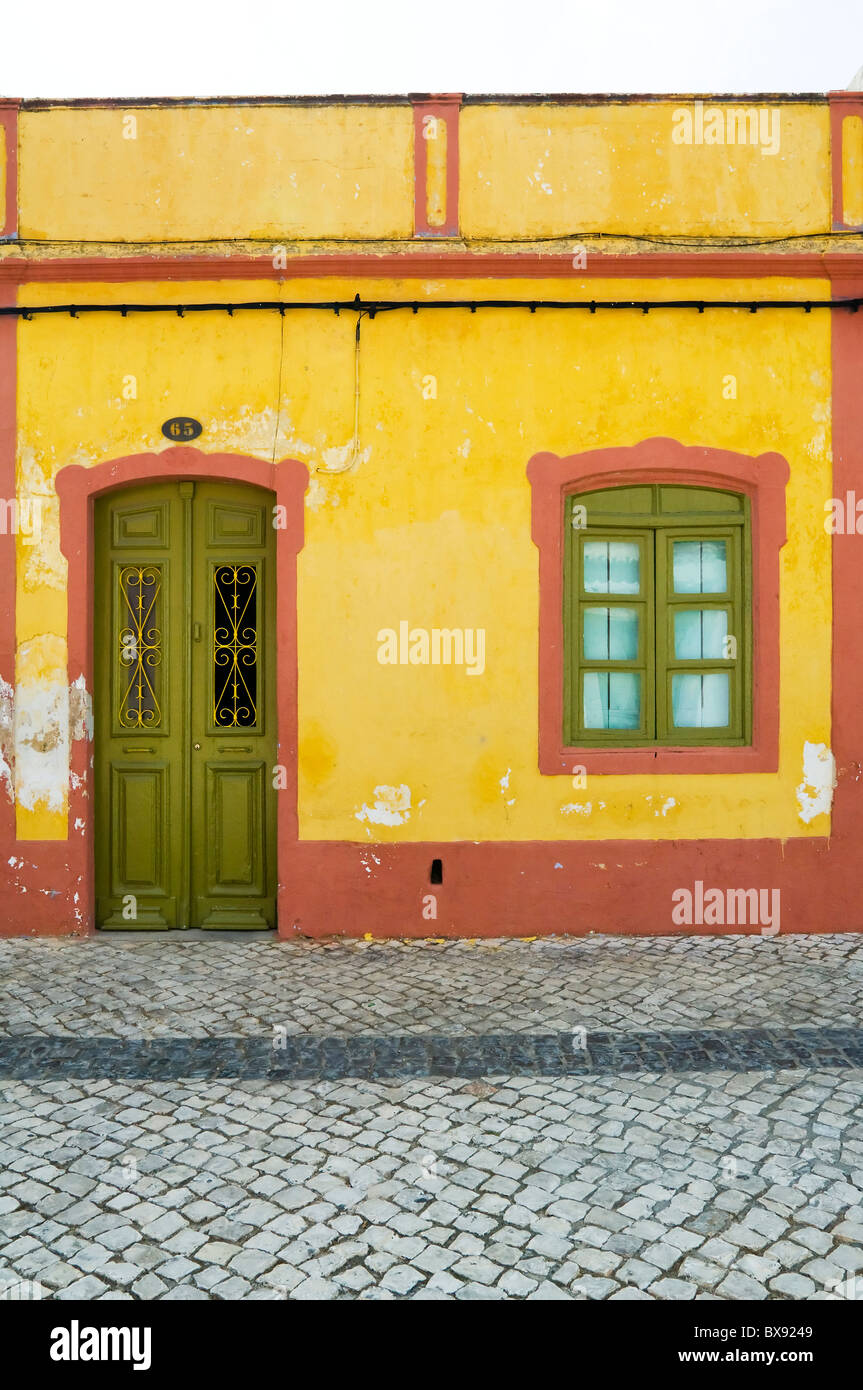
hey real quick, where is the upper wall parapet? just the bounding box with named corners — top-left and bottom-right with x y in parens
top-left (1, 93), bottom-right (862, 246)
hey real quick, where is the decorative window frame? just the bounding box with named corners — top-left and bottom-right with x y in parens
top-left (527, 438), bottom-right (790, 775)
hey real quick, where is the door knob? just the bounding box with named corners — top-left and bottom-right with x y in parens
top-left (193, 743), bottom-right (201, 750)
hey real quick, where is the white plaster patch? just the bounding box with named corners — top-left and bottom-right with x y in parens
top-left (796, 741), bottom-right (836, 824)
top-left (499, 768), bottom-right (515, 807)
top-left (355, 784), bottom-right (412, 827)
top-left (319, 441), bottom-right (372, 474)
top-left (69, 675), bottom-right (93, 742)
top-left (0, 674), bottom-right (13, 804)
top-left (14, 675), bottom-right (70, 813)
top-left (305, 478), bottom-right (338, 512)
top-left (201, 404), bottom-right (316, 461)
top-left (561, 802), bottom-right (592, 816)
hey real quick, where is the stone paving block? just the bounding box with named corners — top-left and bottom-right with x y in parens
top-left (4, 934), bottom-right (863, 1302)
top-left (717, 1270), bottom-right (769, 1299)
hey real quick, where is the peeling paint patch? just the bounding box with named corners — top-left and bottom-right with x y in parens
top-left (320, 441), bottom-right (371, 473)
top-left (355, 784), bottom-right (412, 827)
top-left (0, 675), bottom-right (13, 804)
top-left (796, 741), bottom-right (836, 824)
top-left (305, 478), bottom-right (340, 512)
top-left (14, 672), bottom-right (69, 813)
top-left (499, 768), bottom-right (515, 807)
top-left (69, 675), bottom-right (93, 743)
top-left (561, 802), bottom-right (592, 816)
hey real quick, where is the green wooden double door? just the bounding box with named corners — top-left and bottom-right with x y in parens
top-left (95, 480), bottom-right (277, 929)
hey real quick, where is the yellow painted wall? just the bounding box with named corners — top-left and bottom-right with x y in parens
top-left (14, 100), bottom-right (834, 244)
top-left (18, 106), bottom-right (415, 242)
top-left (460, 103), bottom-right (831, 238)
top-left (15, 275), bottom-right (832, 842)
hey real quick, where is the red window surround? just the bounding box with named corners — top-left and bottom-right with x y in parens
top-left (527, 438), bottom-right (790, 775)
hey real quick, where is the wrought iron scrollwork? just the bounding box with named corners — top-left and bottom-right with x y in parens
top-left (214, 564), bottom-right (258, 727)
top-left (118, 566), bottom-right (162, 728)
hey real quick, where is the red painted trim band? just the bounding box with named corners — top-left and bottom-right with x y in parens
top-left (0, 280), bottom-right (16, 855)
top-left (829, 93), bottom-right (863, 230)
top-left (412, 95), bottom-right (461, 238)
top-left (0, 103), bottom-right (18, 240)
top-left (0, 251), bottom-right (859, 285)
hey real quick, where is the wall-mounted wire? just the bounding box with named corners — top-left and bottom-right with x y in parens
top-left (2, 295), bottom-right (860, 317)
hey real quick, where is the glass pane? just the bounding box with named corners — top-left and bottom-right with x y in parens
top-left (583, 671), bottom-right (641, 730)
top-left (673, 539), bottom-right (727, 594)
top-left (214, 563), bottom-right (258, 728)
top-left (583, 607), bottom-right (639, 661)
top-left (674, 609), bottom-right (728, 660)
top-left (583, 541), bottom-right (640, 594)
top-left (672, 673), bottom-right (729, 728)
top-left (118, 564), bottom-right (162, 728)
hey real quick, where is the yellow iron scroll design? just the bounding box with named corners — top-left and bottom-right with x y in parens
top-left (214, 564), bottom-right (258, 726)
top-left (118, 565), bottom-right (162, 728)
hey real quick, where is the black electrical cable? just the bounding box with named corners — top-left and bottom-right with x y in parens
top-left (0, 295), bottom-right (860, 317)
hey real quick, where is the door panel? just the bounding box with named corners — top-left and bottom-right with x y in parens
top-left (191, 483), bottom-right (276, 928)
top-left (95, 479), bottom-right (277, 930)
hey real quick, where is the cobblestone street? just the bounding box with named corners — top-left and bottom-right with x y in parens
top-left (1, 933), bottom-right (863, 1301)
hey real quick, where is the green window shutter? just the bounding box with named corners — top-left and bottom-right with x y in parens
top-left (565, 486), bottom-right (750, 748)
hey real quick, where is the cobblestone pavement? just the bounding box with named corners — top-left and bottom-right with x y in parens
top-left (1, 933), bottom-right (862, 1300)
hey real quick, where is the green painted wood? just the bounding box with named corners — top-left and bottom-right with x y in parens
top-left (565, 486), bottom-right (750, 747)
top-left (190, 482), bottom-right (277, 928)
top-left (95, 480), bottom-right (277, 930)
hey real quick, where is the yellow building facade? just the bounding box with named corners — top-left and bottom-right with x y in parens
top-left (2, 93), bottom-right (862, 936)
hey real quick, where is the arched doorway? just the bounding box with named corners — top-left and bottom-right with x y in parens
top-left (93, 477), bottom-right (277, 928)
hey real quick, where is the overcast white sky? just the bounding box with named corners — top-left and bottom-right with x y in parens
top-left (2, 0), bottom-right (863, 99)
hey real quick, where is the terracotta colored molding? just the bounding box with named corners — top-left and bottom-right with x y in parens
top-left (0, 102), bottom-right (19, 240)
top-left (527, 439), bottom-right (789, 775)
top-left (0, 280), bottom-right (15, 855)
top-left (53, 448), bottom-right (308, 935)
top-left (830, 92), bottom-right (863, 230)
top-left (0, 250), bottom-right (857, 286)
top-left (827, 272), bottom-right (863, 847)
top-left (412, 94), bottom-right (461, 238)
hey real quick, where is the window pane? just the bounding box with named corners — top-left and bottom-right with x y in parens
top-left (674, 608), bottom-right (728, 660)
top-left (583, 541), bottom-right (640, 594)
top-left (673, 539), bottom-right (727, 594)
top-left (584, 671), bottom-right (641, 729)
top-left (583, 607), bottom-right (639, 661)
top-left (672, 672), bottom-right (729, 727)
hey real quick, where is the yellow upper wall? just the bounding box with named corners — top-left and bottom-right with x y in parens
top-left (11, 98), bottom-right (835, 243)
top-left (14, 276), bottom-right (832, 843)
top-left (18, 105), bottom-right (415, 242)
top-left (460, 102), bottom-right (831, 239)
